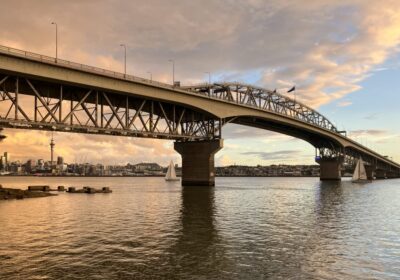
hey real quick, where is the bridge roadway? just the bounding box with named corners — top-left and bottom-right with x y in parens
top-left (0, 45), bottom-right (398, 185)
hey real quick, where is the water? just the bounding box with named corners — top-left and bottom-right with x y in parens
top-left (0, 177), bottom-right (399, 279)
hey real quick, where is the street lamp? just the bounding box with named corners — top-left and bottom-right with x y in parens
top-left (147, 71), bottom-right (152, 82)
top-left (204, 72), bottom-right (211, 84)
top-left (168, 59), bottom-right (175, 85)
top-left (51, 22), bottom-right (58, 62)
top-left (120, 44), bottom-right (126, 77)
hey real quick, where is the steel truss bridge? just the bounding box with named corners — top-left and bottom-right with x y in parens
top-left (0, 45), bottom-right (398, 184)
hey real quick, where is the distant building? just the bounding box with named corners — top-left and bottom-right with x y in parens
top-left (26, 159), bottom-right (36, 173)
top-left (0, 152), bottom-right (9, 171)
top-left (135, 163), bottom-right (162, 172)
top-left (57, 156), bottom-right (64, 165)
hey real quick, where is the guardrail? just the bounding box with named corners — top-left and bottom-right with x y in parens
top-left (0, 45), bottom-right (175, 90)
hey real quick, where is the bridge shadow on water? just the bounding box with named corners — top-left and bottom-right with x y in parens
top-left (161, 186), bottom-right (229, 278)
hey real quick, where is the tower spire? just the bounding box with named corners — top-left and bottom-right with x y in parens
top-left (50, 131), bottom-right (55, 169)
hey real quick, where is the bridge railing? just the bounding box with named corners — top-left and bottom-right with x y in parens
top-left (0, 45), bottom-right (176, 90)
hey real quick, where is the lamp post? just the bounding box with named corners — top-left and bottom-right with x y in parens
top-left (204, 72), bottom-right (211, 84)
top-left (51, 22), bottom-right (58, 62)
top-left (168, 59), bottom-right (175, 85)
top-left (147, 71), bottom-right (152, 82)
top-left (120, 44), bottom-right (126, 77)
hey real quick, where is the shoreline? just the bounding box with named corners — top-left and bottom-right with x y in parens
top-left (0, 174), bottom-right (322, 178)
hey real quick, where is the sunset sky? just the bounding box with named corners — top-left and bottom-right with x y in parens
top-left (0, 0), bottom-right (399, 166)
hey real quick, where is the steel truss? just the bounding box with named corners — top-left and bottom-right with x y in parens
top-left (316, 146), bottom-right (395, 172)
top-left (0, 75), bottom-right (221, 140)
top-left (184, 83), bottom-right (338, 132)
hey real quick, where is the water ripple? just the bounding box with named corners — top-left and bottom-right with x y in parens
top-left (0, 177), bottom-right (399, 279)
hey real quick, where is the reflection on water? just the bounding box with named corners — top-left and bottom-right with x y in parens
top-left (0, 177), bottom-right (400, 279)
top-left (166, 186), bottom-right (226, 278)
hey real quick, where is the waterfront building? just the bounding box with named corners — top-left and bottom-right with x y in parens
top-left (57, 156), bottom-right (64, 165)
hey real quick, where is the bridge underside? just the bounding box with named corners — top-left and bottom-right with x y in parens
top-left (0, 74), bottom-right (221, 141)
top-left (229, 118), bottom-right (400, 181)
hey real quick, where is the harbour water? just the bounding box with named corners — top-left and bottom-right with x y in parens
top-left (0, 177), bottom-right (399, 279)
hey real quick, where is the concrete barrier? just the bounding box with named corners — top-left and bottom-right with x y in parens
top-left (28, 185), bottom-right (50, 191)
top-left (85, 187), bottom-right (96, 194)
top-left (68, 187), bottom-right (76, 192)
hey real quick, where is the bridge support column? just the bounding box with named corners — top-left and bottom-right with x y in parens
top-left (386, 171), bottom-right (397, 179)
top-left (375, 169), bottom-right (386, 179)
top-left (174, 139), bottom-right (223, 186)
top-left (316, 158), bottom-right (343, 181)
top-left (365, 165), bottom-right (375, 180)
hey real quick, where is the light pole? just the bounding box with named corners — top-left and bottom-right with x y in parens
top-left (205, 72), bottom-right (212, 96)
top-left (204, 72), bottom-right (211, 84)
top-left (168, 59), bottom-right (175, 85)
top-left (51, 22), bottom-right (58, 62)
top-left (147, 71), bottom-right (152, 82)
top-left (120, 44), bottom-right (126, 77)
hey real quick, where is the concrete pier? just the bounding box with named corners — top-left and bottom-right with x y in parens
top-left (386, 171), bottom-right (397, 179)
top-left (375, 169), bottom-right (386, 179)
top-left (174, 139), bottom-right (223, 186)
top-left (316, 158), bottom-right (342, 181)
top-left (365, 165), bottom-right (375, 180)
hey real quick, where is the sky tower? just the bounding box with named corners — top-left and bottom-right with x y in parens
top-left (50, 132), bottom-right (55, 168)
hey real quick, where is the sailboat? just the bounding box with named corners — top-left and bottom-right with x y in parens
top-left (165, 160), bottom-right (180, 181)
top-left (352, 158), bottom-right (369, 183)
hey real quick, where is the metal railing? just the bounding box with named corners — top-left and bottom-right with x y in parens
top-left (0, 45), bottom-right (175, 90)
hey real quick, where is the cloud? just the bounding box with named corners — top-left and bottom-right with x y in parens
top-left (0, 1), bottom-right (399, 164)
top-left (348, 129), bottom-right (400, 145)
top-left (337, 100), bottom-right (352, 107)
top-left (349, 129), bottom-right (388, 137)
top-left (222, 124), bottom-right (301, 145)
top-left (364, 113), bottom-right (379, 120)
top-left (222, 124), bottom-right (277, 139)
top-left (216, 154), bottom-right (234, 166)
top-left (0, 128), bottom-right (179, 166)
top-left (241, 150), bottom-right (304, 161)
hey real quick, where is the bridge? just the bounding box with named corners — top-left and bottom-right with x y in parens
top-left (0, 45), bottom-right (398, 185)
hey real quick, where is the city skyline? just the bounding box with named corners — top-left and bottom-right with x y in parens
top-left (0, 0), bottom-right (399, 166)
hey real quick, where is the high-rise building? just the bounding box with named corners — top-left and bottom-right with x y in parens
top-left (0, 156), bottom-right (5, 171)
top-left (57, 156), bottom-right (64, 165)
top-left (0, 152), bottom-right (9, 171)
top-left (26, 159), bottom-right (36, 173)
top-left (37, 159), bottom-right (45, 170)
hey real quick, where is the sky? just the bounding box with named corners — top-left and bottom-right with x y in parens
top-left (0, 0), bottom-right (399, 166)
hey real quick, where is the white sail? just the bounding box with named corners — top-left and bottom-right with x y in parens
top-left (165, 160), bottom-right (179, 181)
top-left (352, 159), bottom-right (368, 182)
